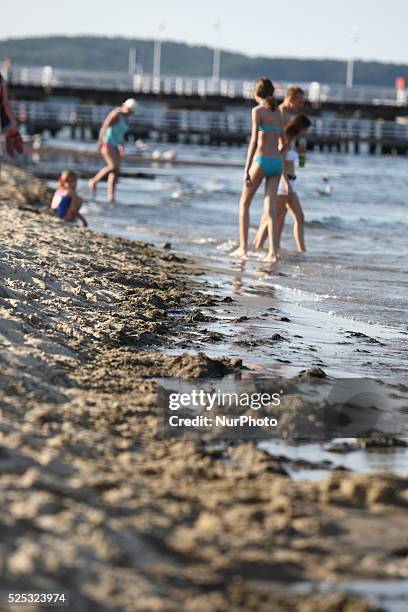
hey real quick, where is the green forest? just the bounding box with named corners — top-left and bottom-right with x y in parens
top-left (1, 36), bottom-right (406, 87)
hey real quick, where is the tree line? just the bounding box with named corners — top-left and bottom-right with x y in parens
top-left (1, 36), bottom-right (406, 87)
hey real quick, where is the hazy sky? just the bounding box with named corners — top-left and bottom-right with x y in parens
top-left (1, 0), bottom-right (407, 64)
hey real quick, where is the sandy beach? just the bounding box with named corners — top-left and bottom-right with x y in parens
top-left (0, 163), bottom-right (407, 611)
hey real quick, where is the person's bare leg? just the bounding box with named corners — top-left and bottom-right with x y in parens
top-left (253, 211), bottom-right (268, 250)
top-left (64, 194), bottom-right (83, 222)
top-left (108, 148), bottom-right (121, 202)
top-left (88, 177), bottom-right (96, 196)
top-left (89, 147), bottom-right (118, 194)
top-left (277, 197), bottom-right (288, 249)
top-left (286, 192), bottom-right (306, 252)
top-left (256, 196), bottom-right (286, 250)
top-left (261, 175), bottom-right (280, 262)
top-left (254, 195), bottom-right (286, 250)
top-left (77, 213), bottom-right (88, 227)
top-left (230, 163), bottom-right (264, 258)
top-left (89, 148), bottom-right (113, 187)
top-left (107, 172), bottom-right (119, 203)
top-left (107, 169), bottom-right (118, 202)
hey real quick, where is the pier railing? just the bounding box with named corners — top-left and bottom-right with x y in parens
top-left (11, 100), bottom-right (408, 152)
top-left (7, 65), bottom-right (408, 106)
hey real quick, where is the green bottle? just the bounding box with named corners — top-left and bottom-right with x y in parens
top-left (298, 137), bottom-right (307, 168)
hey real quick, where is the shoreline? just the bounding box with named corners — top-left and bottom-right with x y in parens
top-left (1, 163), bottom-right (407, 610)
top-left (153, 252), bottom-right (408, 380)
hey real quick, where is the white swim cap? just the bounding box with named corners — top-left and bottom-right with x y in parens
top-left (123, 98), bottom-right (137, 111)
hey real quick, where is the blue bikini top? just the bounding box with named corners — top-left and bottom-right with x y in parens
top-left (258, 124), bottom-right (281, 132)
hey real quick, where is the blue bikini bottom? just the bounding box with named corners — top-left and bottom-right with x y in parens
top-left (55, 195), bottom-right (72, 218)
top-left (255, 156), bottom-right (283, 177)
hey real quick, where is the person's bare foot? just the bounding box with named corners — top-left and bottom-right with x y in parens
top-left (230, 247), bottom-right (248, 259)
top-left (88, 179), bottom-right (96, 196)
top-left (261, 252), bottom-right (278, 263)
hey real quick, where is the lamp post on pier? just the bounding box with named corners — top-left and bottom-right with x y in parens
top-left (153, 22), bottom-right (166, 79)
top-left (346, 31), bottom-right (359, 88)
top-left (128, 47), bottom-right (137, 78)
top-left (212, 21), bottom-right (221, 82)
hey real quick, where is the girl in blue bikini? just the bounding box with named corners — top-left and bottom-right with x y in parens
top-left (231, 77), bottom-right (286, 262)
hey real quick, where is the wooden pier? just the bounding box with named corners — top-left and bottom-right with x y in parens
top-left (11, 101), bottom-right (408, 155)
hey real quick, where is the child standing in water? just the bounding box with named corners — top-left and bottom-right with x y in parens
top-left (230, 77), bottom-right (286, 262)
top-left (51, 171), bottom-right (86, 225)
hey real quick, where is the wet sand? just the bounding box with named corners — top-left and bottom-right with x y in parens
top-left (0, 163), bottom-right (407, 611)
top-left (181, 257), bottom-right (408, 379)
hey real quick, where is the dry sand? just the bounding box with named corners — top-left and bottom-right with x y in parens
top-left (0, 163), bottom-right (406, 611)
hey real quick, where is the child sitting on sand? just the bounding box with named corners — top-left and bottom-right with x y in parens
top-left (51, 171), bottom-right (87, 226)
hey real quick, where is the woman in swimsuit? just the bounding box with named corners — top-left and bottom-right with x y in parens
top-left (230, 77), bottom-right (286, 262)
top-left (88, 98), bottom-right (137, 203)
top-left (254, 114), bottom-right (311, 253)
